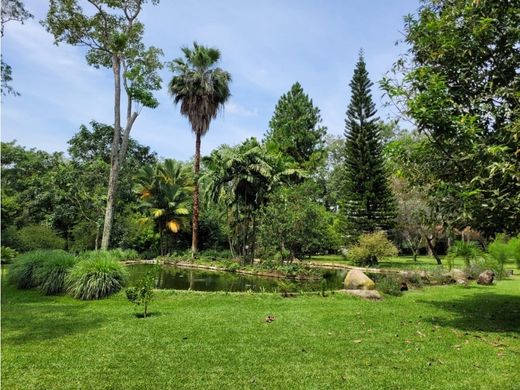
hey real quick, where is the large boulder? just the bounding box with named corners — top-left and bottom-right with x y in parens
top-left (477, 270), bottom-right (495, 285)
top-left (342, 289), bottom-right (382, 300)
top-left (344, 270), bottom-right (375, 290)
top-left (449, 269), bottom-right (469, 285)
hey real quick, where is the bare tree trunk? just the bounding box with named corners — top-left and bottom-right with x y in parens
top-left (191, 132), bottom-right (202, 257)
top-left (425, 236), bottom-right (442, 265)
top-left (101, 55), bottom-right (122, 250)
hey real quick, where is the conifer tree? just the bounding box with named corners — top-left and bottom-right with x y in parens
top-left (342, 53), bottom-right (395, 240)
top-left (265, 82), bottom-right (326, 170)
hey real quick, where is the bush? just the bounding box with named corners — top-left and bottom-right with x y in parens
top-left (447, 240), bottom-right (482, 269)
top-left (1, 246), bottom-right (18, 264)
top-left (67, 254), bottom-right (128, 300)
top-left (10, 225), bottom-right (66, 252)
top-left (487, 235), bottom-right (510, 280)
top-left (507, 235), bottom-right (520, 269)
top-left (348, 232), bottom-right (398, 266)
top-left (126, 267), bottom-right (157, 318)
top-left (200, 249), bottom-right (232, 261)
top-left (78, 249), bottom-right (139, 262)
top-left (8, 250), bottom-right (64, 289)
top-left (34, 251), bottom-right (77, 295)
top-left (375, 274), bottom-right (403, 296)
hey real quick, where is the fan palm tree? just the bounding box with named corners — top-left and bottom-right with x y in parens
top-left (168, 42), bottom-right (231, 256)
top-left (134, 159), bottom-right (193, 255)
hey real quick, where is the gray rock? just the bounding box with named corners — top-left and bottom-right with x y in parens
top-left (477, 270), bottom-right (495, 285)
top-left (449, 269), bottom-right (469, 285)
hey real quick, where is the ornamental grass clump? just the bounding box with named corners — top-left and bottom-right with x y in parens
top-left (34, 251), bottom-right (77, 295)
top-left (8, 250), bottom-right (64, 289)
top-left (67, 252), bottom-right (128, 300)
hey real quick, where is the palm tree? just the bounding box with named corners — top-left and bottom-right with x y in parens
top-left (168, 42), bottom-right (231, 256)
top-left (134, 159), bottom-right (193, 255)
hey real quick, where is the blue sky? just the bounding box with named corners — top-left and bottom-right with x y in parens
top-left (1, 0), bottom-right (420, 161)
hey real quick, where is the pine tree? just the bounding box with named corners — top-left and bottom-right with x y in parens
top-left (342, 53), bottom-right (395, 240)
top-left (265, 82), bottom-right (326, 170)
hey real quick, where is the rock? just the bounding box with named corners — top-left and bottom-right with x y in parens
top-left (344, 270), bottom-right (376, 290)
top-left (477, 270), bottom-right (495, 285)
top-left (449, 269), bottom-right (469, 285)
top-left (342, 289), bottom-right (382, 300)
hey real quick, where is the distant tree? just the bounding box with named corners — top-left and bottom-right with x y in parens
top-left (381, 0), bottom-right (520, 237)
top-left (265, 82), bottom-right (326, 170)
top-left (1, 0), bottom-right (33, 96)
top-left (342, 52), bottom-right (395, 241)
top-left (168, 42), bottom-right (231, 256)
top-left (43, 0), bottom-right (163, 249)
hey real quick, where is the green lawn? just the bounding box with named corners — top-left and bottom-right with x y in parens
top-left (2, 274), bottom-right (519, 389)
top-left (309, 254), bottom-right (516, 271)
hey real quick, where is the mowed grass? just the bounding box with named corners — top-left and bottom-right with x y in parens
top-left (2, 275), bottom-right (520, 389)
top-left (309, 254), bottom-right (517, 271)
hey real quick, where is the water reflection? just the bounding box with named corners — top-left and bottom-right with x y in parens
top-left (127, 264), bottom-right (348, 292)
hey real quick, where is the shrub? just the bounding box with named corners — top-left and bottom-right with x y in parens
top-left (126, 267), bottom-right (156, 318)
top-left (67, 254), bottom-right (128, 300)
top-left (375, 274), bottom-right (403, 296)
top-left (348, 232), bottom-right (398, 266)
top-left (447, 240), bottom-right (482, 269)
top-left (78, 249), bottom-right (139, 262)
top-left (487, 235), bottom-right (510, 280)
top-left (200, 249), bottom-right (232, 261)
top-left (11, 225), bottom-right (66, 252)
top-left (34, 251), bottom-right (77, 295)
top-left (1, 246), bottom-right (18, 264)
top-left (8, 250), bottom-right (64, 289)
top-left (507, 235), bottom-right (520, 269)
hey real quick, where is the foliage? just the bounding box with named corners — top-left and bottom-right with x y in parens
top-left (382, 0), bottom-right (520, 237)
top-left (43, 0), bottom-right (163, 249)
top-left (34, 251), bottom-right (76, 295)
top-left (7, 250), bottom-right (67, 289)
top-left (66, 253), bottom-right (128, 300)
top-left (0, 246), bottom-right (18, 264)
top-left (203, 138), bottom-right (299, 263)
top-left (134, 159), bottom-right (193, 255)
top-left (258, 181), bottom-right (340, 261)
top-left (486, 235), bottom-right (510, 280)
top-left (168, 42), bottom-right (232, 254)
top-left (265, 82), bottom-right (327, 170)
top-left (446, 240), bottom-right (482, 270)
top-left (6, 225), bottom-right (66, 252)
top-left (508, 235), bottom-right (520, 269)
top-left (374, 274), bottom-right (403, 297)
top-left (347, 231), bottom-right (398, 266)
top-left (1, 0), bottom-right (33, 96)
top-left (126, 266), bottom-right (157, 318)
top-left (342, 52), bottom-right (396, 240)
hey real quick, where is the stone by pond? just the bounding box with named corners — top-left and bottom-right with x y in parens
top-left (127, 264), bottom-right (404, 293)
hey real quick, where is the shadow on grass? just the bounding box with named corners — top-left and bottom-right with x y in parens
top-left (1, 286), bottom-right (106, 344)
top-left (419, 292), bottom-right (520, 333)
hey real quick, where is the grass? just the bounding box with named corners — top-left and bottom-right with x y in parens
top-left (2, 271), bottom-right (519, 389)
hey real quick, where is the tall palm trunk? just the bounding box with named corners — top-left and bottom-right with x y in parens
top-left (191, 132), bottom-right (202, 256)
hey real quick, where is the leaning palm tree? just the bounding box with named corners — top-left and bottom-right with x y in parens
top-left (168, 42), bottom-right (231, 256)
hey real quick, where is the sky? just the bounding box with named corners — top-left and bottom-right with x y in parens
top-left (1, 0), bottom-right (420, 161)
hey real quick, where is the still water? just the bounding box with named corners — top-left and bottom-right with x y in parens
top-left (127, 264), bottom-right (348, 292)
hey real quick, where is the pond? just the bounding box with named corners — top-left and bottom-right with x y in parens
top-left (127, 264), bottom-right (349, 293)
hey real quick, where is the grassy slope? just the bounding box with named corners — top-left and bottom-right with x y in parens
top-left (2, 277), bottom-right (519, 389)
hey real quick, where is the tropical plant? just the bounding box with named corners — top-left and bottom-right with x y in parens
top-left (67, 252), bottom-right (128, 300)
top-left (168, 42), bottom-right (231, 256)
top-left (347, 231), bottom-right (398, 266)
top-left (34, 251), bottom-right (76, 295)
top-left (203, 138), bottom-right (298, 263)
top-left (486, 235), bottom-right (510, 280)
top-left (134, 159), bottom-right (193, 255)
top-left (0, 246), bottom-right (17, 263)
top-left (446, 240), bottom-right (482, 270)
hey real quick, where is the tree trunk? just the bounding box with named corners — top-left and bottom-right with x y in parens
top-left (101, 55), bottom-right (122, 250)
top-left (425, 236), bottom-right (442, 265)
top-left (191, 132), bottom-right (202, 257)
